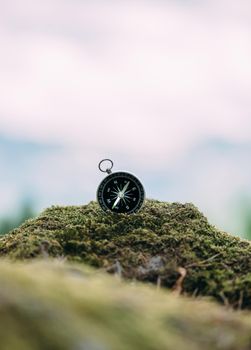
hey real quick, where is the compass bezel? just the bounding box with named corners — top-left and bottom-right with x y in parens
top-left (97, 171), bottom-right (145, 214)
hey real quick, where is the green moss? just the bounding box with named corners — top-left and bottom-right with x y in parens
top-left (0, 260), bottom-right (251, 350)
top-left (1, 199), bottom-right (251, 308)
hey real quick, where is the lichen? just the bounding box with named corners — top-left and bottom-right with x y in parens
top-left (1, 199), bottom-right (251, 308)
top-left (0, 260), bottom-right (251, 350)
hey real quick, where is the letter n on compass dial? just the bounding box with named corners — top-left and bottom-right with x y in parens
top-left (97, 172), bottom-right (145, 214)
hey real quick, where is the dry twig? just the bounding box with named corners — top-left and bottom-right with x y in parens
top-left (172, 267), bottom-right (187, 296)
top-left (185, 253), bottom-right (221, 268)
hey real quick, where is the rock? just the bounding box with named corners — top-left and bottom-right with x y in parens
top-left (0, 260), bottom-right (251, 350)
top-left (1, 199), bottom-right (251, 308)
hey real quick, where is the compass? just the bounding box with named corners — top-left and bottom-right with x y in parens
top-left (97, 159), bottom-right (145, 214)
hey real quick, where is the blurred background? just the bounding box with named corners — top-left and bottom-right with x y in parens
top-left (0, 0), bottom-right (251, 237)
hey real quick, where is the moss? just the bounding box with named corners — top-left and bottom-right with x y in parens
top-left (0, 260), bottom-right (251, 350)
top-left (1, 199), bottom-right (251, 308)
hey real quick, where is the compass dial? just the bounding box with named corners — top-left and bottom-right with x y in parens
top-left (97, 172), bottom-right (145, 214)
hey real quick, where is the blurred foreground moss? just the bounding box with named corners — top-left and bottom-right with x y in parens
top-left (0, 259), bottom-right (251, 350)
top-left (1, 199), bottom-right (251, 308)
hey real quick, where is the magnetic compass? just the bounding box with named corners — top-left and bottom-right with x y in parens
top-left (97, 159), bottom-right (145, 214)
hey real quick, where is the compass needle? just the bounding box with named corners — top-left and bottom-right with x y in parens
top-left (121, 181), bottom-right (130, 195)
top-left (112, 197), bottom-right (121, 209)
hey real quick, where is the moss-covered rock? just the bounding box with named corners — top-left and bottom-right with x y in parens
top-left (0, 259), bottom-right (251, 350)
top-left (1, 199), bottom-right (251, 308)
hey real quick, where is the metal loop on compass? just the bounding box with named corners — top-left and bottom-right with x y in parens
top-left (98, 159), bottom-right (113, 174)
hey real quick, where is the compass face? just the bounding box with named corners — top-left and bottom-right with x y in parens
top-left (97, 172), bottom-right (145, 214)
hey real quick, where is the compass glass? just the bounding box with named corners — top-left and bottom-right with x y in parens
top-left (97, 172), bottom-right (145, 214)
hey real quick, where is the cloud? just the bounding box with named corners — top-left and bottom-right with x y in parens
top-left (0, 0), bottom-right (250, 167)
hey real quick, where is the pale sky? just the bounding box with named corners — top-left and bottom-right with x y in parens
top-left (0, 0), bottom-right (251, 235)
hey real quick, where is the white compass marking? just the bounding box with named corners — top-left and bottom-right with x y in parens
top-left (116, 185), bottom-right (123, 193)
top-left (121, 195), bottom-right (128, 203)
top-left (106, 180), bottom-right (138, 211)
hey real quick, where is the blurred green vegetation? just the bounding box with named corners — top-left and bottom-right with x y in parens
top-left (244, 213), bottom-right (251, 240)
top-left (238, 197), bottom-right (251, 240)
top-left (0, 201), bottom-right (35, 235)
